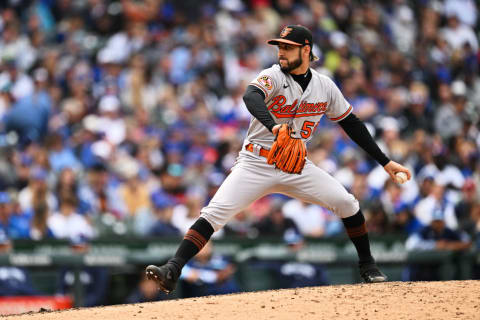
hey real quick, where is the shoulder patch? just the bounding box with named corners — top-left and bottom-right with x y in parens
top-left (257, 75), bottom-right (274, 91)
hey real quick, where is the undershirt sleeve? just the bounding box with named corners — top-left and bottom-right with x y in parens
top-left (243, 85), bottom-right (277, 132)
top-left (338, 113), bottom-right (390, 166)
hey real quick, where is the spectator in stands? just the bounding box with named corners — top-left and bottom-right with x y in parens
top-left (2, 66), bottom-right (51, 146)
top-left (55, 168), bottom-right (78, 201)
top-left (405, 210), bottom-right (472, 281)
top-left (120, 53), bottom-right (158, 115)
top-left (406, 211), bottom-right (471, 251)
top-left (55, 167), bottom-right (90, 215)
top-left (434, 81), bottom-right (463, 140)
top-left (366, 203), bottom-right (390, 235)
top-left (0, 147), bottom-right (19, 191)
top-left (441, 11), bottom-right (478, 52)
top-left (95, 95), bottom-right (126, 146)
top-left (350, 171), bottom-right (376, 212)
top-left (224, 207), bottom-right (258, 238)
top-left (403, 82), bottom-right (433, 135)
top-left (413, 171), bottom-right (435, 206)
top-left (78, 163), bottom-right (125, 218)
top-left (171, 193), bottom-right (203, 236)
top-left (45, 133), bottom-right (80, 173)
top-left (180, 241), bottom-right (239, 297)
top-left (0, 230), bottom-right (39, 296)
top-left (391, 204), bottom-right (421, 235)
top-left (48, 194), bottom-right (94, 240)
top-left (116, 158), bottom-right (151, 217)
top-left (414, 175), bottom-right (458, 230)
top-left (17, 167), bottom-right (57, 212)
top-left (281, 199), bottom-right (328, 238)
top-left (148, 191), bottom-right (180, 237)
top-left (0, 191), bottom-right (31, 239)
top-left (380, 179), bottom-right (405, 220)
top-left (253, 201), bottom-right (299, 237)
top-left (29, 199), bottom-right (53, 240)
top-left (274, 229), bottom-right (329, 288)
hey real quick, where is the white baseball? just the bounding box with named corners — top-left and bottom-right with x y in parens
top-left (395, 172), bottom-right (408, 184)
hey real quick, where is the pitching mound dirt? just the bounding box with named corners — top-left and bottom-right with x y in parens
top-left (5, 280), bottom-right (480, 320)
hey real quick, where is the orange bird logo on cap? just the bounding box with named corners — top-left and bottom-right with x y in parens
top-left (280, 27), bottom-right (292, 38)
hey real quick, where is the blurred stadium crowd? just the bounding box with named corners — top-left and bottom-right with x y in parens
top-left (0, 0), bottom-right (479, 253)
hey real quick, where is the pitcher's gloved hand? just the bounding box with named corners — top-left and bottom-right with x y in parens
top-left (267, 124), bottom-right (307, 174)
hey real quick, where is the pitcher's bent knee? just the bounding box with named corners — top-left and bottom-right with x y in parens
top-left (199, 210), bottom-right (227, 232)
top-left (333, 193), bottom-right (359, 219)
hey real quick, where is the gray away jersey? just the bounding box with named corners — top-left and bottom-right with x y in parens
top-left (246, 64), bottom-right (352, 148)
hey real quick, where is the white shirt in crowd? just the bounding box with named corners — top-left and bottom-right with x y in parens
top-left (414, 195), bottom-right (458, 230)
top-left (18, 187), bottom-right (57, 212)
top-left (48, 211), bottom-right (94, 240)
top-left (282, 199), bottom-right (327, 237)
top-left (442, 24), bottom-right (478, 51)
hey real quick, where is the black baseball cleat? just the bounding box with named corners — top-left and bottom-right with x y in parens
top-left (359, 262), bottom-right (388, 283)
top-left (145, 263), bottom-right (179, 294)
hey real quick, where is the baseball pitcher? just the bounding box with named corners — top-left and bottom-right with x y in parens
top-left (146, 25), bottom-right (412, 293)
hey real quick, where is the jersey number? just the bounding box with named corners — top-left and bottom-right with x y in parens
top-left (300, 121), bottom-right (316, 139)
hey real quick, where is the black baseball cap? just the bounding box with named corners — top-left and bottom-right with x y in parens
top-left (268, 25), bottom-right (319, 61)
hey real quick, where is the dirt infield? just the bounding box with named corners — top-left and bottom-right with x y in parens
top-left (5, 280), bottom-right (480, 320)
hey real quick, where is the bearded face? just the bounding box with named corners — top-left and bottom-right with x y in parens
top-left (279, 47), bottom-right (303, 73)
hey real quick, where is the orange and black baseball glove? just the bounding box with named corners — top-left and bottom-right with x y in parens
top-left (267, 124), bottom-right (306, 174)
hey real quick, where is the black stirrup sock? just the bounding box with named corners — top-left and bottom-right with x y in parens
top-left (342, 210), bottom-right (375, 264)
top-left (169, 217), bottom-right (215, 271)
